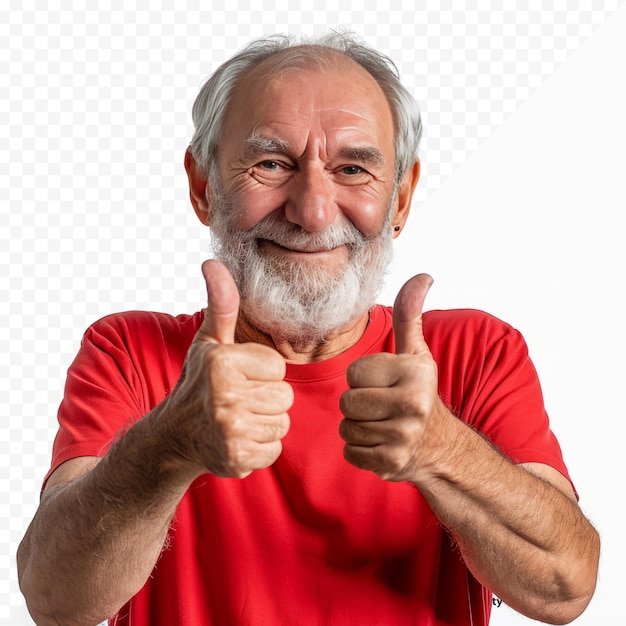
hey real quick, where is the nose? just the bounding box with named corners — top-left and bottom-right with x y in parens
top-left (284, 166), bottom-right (338, 232)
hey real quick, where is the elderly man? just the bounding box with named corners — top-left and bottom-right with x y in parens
top-left (18, 33), bottom-right (599, 626)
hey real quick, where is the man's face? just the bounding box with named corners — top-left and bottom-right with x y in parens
top-left (215, 55), bottom-right (399, 244)
top-left (206, 56), bottom-right (409, 343)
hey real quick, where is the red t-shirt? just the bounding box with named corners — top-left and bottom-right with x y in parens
top-left (48, 305), bottom-right (571, 625)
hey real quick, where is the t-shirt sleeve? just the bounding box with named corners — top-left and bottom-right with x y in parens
top-left (426, 309), bottom-right (572, 486)
top-left (44, 311), bottom-right (193, 487)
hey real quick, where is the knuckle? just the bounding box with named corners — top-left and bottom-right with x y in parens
top-left (275, 381), bottom-right (294, 409)
top-left (275, 413), bottom-right (291, 438)
top-left (221, 411), bottom-right (247, 438)
top-left (265, 413), bottom-right (290, 441)
top-left (394, 385), bottom-right (433, 418)
top-left (342, 444), bottom-right (360, 467)
top-left (225, 438), bottom-right (252, 471)
top-left (341, 389), bottom-right (378, 419)
top-left (375, 448), bottom-right (408, 479)
top-left (346, 359), bottom-right (369, 387)
top-left (338, 418), bottom-right (350, 440)
top-left (205, 348), bottom-right (237, 382)
top-left (250, 344), bottom-right (287, 376)
top-left (283, 381), bottom-right (295, 405)
top-left (345, 360), bottom-right (361, 384)
top-left (267, 439), bottom-right (283, 463)
top-left (343, 420), bottom-right (371, 444)
top-left (391, 416), bottom-right (421, 444)
top-left (203, 343), bottom-right (230, 366)
top-left (339, 390), bottom-right (352, 416)
top-left (347, 354), bottom-right (391, 386)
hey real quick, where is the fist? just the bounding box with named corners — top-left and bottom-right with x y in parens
top-left (168, 260), bottom-right (293, 479)
top-left (339, 274), bottom-right (446, 482)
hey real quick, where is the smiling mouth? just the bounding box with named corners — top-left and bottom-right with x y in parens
top-left (257, 239), bottom-right (345, 254)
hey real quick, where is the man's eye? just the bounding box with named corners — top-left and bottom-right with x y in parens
top-left (259, 160), bottom-right (281, 170)
top-left (342, 165), bottom-right (364, 175)
top-left (249, 159), bottom-right (292, 185)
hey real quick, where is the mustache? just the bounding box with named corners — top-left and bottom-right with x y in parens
top-left (240, 214), bottom-right (373, 253)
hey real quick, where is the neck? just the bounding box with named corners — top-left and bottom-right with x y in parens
top-left (235, 311), bottom-right (370, 364)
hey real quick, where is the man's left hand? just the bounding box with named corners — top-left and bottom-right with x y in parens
top-left (339, 274), bottom-right (449, 482)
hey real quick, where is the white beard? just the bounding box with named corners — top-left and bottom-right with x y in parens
top-left (209, 197), bottom-right (395, 344)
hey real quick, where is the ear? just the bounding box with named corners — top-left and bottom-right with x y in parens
top-left (390, 159), bottom-right (420, 238)
top-left (184, 148), bottom-right (212, 226)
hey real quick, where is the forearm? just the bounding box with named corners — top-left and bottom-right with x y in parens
top-left (413, 408), bottom-right (599, 624)
top-left (17, 402), bottom-right (198, 626)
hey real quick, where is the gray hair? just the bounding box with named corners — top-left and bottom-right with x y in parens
top-left (189, 32), bottom-right (422, 184)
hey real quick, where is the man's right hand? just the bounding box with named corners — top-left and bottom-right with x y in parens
top-left (166, 259), bottom-right (293, 479)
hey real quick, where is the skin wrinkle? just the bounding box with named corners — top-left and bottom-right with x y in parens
top-left (243, 136), bottom-right (290, 161)
top-left (243, 135), bottom-right (386, 172)
top-left (204, 58), bottom-right (407, 353)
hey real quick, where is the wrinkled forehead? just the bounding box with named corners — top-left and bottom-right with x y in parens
top-left (225, 49), bottom-right (394, 136)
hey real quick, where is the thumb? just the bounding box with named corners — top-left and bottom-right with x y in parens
top-left (197, 259), bottom-right (240, 344)
top-left (392, 273), bottom-right (434, 354)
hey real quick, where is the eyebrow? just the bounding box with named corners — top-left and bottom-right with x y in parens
top-left (335, 146), bottom-right (385, 168)
top-left (244, 136), bottom-right (290, 159)
top-left (244, 136), bottom-right (386, 168)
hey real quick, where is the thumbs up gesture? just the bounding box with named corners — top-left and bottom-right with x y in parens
top-left (339, 274), bottom-right (447, 483)
top-left (167, 260), bottom-right (293, 479)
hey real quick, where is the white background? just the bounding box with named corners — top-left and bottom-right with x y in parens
top-left (1, 2), bottom-right (624, 624)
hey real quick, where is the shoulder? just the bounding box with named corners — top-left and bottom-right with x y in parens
top-left (423, 307), bottom-right (515, 332)
top-left (419, 308), bottom-right (530, 368)
top-left (380, 305), bottom-right (529, 365)
top-left (65, 309), bottom-right (204, 407)
top-left (422, 308), bottom-right (523, 344)
top-left (86, 310), bottom-right (203, 340)
top-left (82, 310), bottom-right (204, 361)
